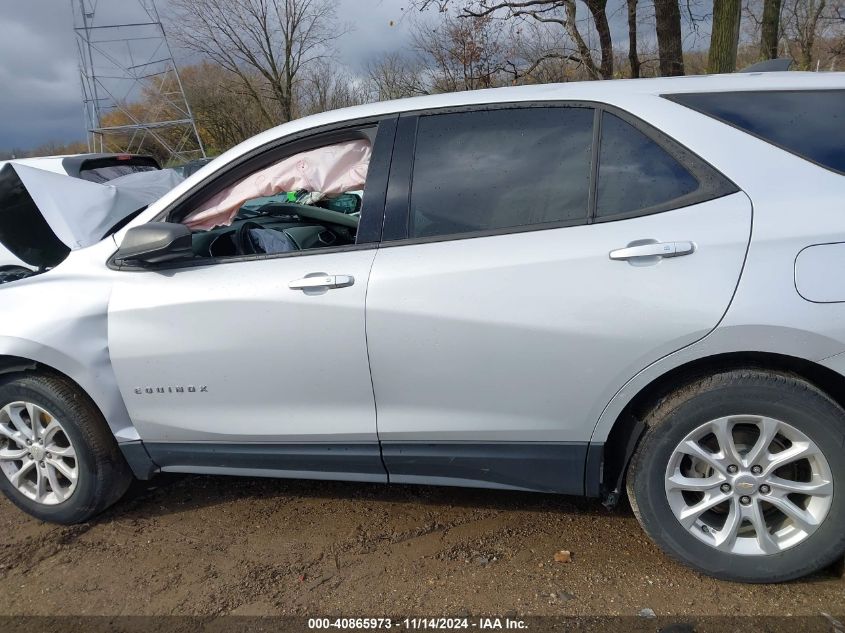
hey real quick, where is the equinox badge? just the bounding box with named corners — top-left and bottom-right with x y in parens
top-left (134, 386), bottom-right (208, 395)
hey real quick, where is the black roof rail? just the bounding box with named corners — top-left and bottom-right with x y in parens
top-left (738, 58), bottom-right (794, 73)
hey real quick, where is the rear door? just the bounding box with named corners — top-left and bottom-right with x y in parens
top-left (365, 104), bottom-right (751, 494)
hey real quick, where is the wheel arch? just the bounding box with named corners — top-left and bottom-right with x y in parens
top-left (595, 350), bottom-right (845, 502)
top-left (0, 347), bottom-right (136, 442)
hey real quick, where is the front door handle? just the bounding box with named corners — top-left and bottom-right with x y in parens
top-left (289, 274), bottom-right (355, 291)
top-left (609, 241), bottom-right (695, 261)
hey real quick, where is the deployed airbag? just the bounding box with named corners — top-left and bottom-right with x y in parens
top-left (183, 139), bottom-right (371, 230)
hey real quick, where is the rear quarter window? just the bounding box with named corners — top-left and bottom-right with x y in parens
top-left (596, 112), bottom-right (700, 218)
top-left (665, 90), bottom-right (845, 174)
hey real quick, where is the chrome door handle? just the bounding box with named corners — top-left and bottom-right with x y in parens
top-left (289, 274), bottom-right (354, 290)
top-left (609, 241), bottom-right (695, 261)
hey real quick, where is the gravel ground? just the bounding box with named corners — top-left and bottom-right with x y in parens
top-left (1, 474), bottom-right (844, 620)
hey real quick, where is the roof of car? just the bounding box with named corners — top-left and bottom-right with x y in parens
top-left (127, 70), bottom-right (845, 234)
top-left (301, 70), bottom-right (843, 122)
top-left (223, 71), bottom-right (845, 165)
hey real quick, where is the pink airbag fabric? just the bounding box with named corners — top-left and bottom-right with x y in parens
top-left (184, 139), bottom-right (371, 230)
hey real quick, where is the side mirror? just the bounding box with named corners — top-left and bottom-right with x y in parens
top-left (114, 222), bottom-right (193, 265)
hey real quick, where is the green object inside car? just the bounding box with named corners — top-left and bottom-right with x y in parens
top-left (320, 193), bottom-right (361, 214)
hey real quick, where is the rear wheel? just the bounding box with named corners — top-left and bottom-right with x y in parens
top-left (0, 373), bottom-right (132, 523)
top-left (627, 369), bottom-right (845, 582)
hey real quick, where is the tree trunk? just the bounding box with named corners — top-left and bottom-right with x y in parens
top-left (759, 0), bottom-right (783, 59)
top-left (627, 0), bottom-right (641, 78)
top-left (708, 0), bottom-right (743, 73)
top-left (654, 0), bottom-right (685, 75)
top-left (585, 0), bottom-right (614, 78)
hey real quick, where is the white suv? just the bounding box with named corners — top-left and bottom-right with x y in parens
top-left (1, 72), bottom-right (844, 583)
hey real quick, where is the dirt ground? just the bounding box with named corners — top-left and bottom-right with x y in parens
top-left (1, 474), bottom-right (844, 620)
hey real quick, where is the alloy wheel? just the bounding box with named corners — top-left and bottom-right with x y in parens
top-left (664, 415), bottom-right (833, 555)
top-left (0, 401), bottom-right (79, 505)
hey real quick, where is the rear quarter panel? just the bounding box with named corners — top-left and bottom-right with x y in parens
top-left (591, 92), bottom-right (845, 443)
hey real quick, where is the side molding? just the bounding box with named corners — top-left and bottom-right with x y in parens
top-left (144, 442), bottom-right (388, 483)
top-left (381, 442), bottom-right (590, 494)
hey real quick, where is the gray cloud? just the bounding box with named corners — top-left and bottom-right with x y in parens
top-left (0, 0), bottom-right (412, 150)
top-left (0, 2), bottom-right (83, 149)
top-left (0, 1), bottom-right (706, 151)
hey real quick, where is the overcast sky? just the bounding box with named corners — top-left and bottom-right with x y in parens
top-left (0, 0), bottom-right (413, 151)
top-left (0, 1), bottom-right (708, 152)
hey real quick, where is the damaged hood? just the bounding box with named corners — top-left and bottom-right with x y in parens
top-left (0, 163), bottom-right (183, 268)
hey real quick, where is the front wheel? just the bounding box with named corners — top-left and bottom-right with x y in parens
top-left (627, 369), bottom-right (845, 582)
top-left (0, 373), bottom-right (133, 524)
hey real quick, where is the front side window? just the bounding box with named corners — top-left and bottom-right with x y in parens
top-left (596, 112), bottom-right (700, 219)
top-left (181, 138), bottom-right (371, 259)
top-left (665, 90), bottom-right (845, 175)
top-left (409, 107), bottom-right (594, 239)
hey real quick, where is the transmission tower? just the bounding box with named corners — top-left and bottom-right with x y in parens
top-left (72, 0), bottom-right (205, 163)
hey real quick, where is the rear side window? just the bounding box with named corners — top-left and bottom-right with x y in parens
top-left (409, 107), bottom-right (593, 239)
top-left (596, 112), bottom-right (700, 218)
top-left (666, 90), bottom-right (845, 174)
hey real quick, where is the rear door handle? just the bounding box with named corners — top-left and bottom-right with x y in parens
top-left (289, 274), bottom-right (355, 290)
top-left (609, 241), bottom-right (695, 261)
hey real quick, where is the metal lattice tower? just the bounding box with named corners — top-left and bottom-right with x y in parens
top-left (72, 0), bottom-right (205, 163)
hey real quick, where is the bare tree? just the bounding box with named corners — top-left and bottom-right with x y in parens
top-left (299, 61), bottom-right (369, 115)
top-left (413, 0), bottom-right (614, 79)
top-left (655, 0), bottom-right (685, 75)
top-left (180, 62), bottom-right (275, 152)
top-left (506, 20), bottom-right (587, 82)
top-left (627, 0), bottom-right (642, 77)
top-left (760, 0), bottom-right (783, 58)
top-left (412, 14), bottom-right (513, 91)
top-left (708, 0), bottom-right (743, 72)
top-left (366, 53), bottom-right (430, 100)
top-left (168, 0), bottom-right (345, 124)
top-left (781, 0), bottom-right (842, 68)
top-left (582, 0), bottom-right (614, 78)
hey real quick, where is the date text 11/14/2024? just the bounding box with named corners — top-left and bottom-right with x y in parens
top-left (307, 618), bottom-right (528, 630)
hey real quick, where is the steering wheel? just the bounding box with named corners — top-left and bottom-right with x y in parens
top-left (275, 201), bottom-right (359, 229)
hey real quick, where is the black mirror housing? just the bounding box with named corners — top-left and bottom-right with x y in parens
top-left (115, 222), bottom-right (193, 265)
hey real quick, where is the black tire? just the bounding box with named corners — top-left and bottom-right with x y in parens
top-left (0, 372), bottom-right (133, 524)
top-left (626, 369), bottom-right (845, 583)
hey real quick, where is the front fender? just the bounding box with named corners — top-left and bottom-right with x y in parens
top-left (0, 243), bottom-right (137, 441)
top-left (0, 336), bottom-right (135, 441)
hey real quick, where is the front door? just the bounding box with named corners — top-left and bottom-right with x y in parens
top-left (107, 126), bottom-right (392, 481)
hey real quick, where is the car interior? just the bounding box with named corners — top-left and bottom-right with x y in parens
top-left (189, 191), bottom-right (363, 258)
top-left (180, 138), bottom-right (371, 260)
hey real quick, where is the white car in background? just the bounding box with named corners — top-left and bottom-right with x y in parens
top-left (0, 153), bottom-right (160, 183)
top-left (0, 153), bottom-right (179, 283)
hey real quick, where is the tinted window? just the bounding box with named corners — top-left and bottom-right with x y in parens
top-left (596, 112), bottom-right (699, 218)
top-left (409, 107), bottom-right (593, 238)
top-left (667, 90), bottom-right (845, 174)
top-left (78, 156), bottom-right (161, 183)
top-left (79, 164), bottom-right (159, 184)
